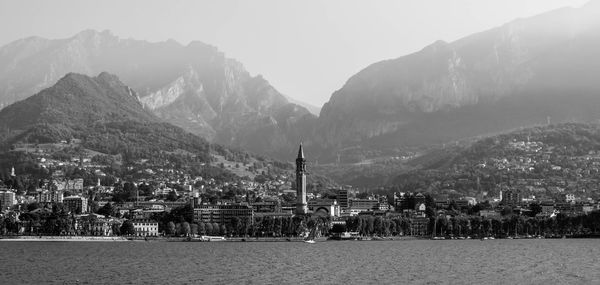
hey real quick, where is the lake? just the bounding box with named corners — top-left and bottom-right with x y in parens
top-left (0, 239), bottom-right (599, 284)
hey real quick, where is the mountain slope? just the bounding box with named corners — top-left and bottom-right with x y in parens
top-left (0, 31), bottom-right (316, 159)
top-left (317, 1), bottom-right (600, 153)
top-left (0, 72), bottom-right (211, 159)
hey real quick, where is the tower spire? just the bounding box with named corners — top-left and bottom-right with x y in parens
top-left (297, 143), bottom-right (304, 159)
top-left (295, 143), bottom-right (307, 215)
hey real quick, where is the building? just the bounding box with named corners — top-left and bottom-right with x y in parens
top-left (480, 210), bottom-right (501, 218)
top-left (308, 199), bottom-right (340, 217)
top-left (502, 189), bottom-right (522, 206)
top-left (540, 203), bottom-right (555, 216)
top-left (565, 194), bottom-right (576, 203)
top-left (91, 218), bottom-right (119, 236)
top-left (463, 197), bottom-right (477, 206)
top-left (65, 178), bottom-right (84, 192)
top-left (295, 144), bottom-right (308, 215)
top-left (54, 179), bottom-right (84, 192)
top-left (0, 190), bottom-right (16, 211)
top-left (414, 193), bottom-right (426, 205)
top-left (193, 204), bottom-right (253, 224)
top-left (378, 195), bottom-right (390, 211)
top-left (132, 219), bottom-right (159, 237)
top-left (410, 217), bottom-right (429, 236)
top-left (64, 196), bottom-right (88, 214)
top-left (337, 189), bottom-right (349, 209)
top-left (349, 199), bottom-right (379, 212)
top-left (37, 190), bottom-right (64, 204)
top-left (251, 201), bottom-right (278, 213)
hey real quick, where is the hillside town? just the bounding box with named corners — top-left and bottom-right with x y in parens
top-left (2, 132), bottom-right (600, 240)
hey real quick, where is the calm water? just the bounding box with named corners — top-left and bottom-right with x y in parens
top-left (0, 239), bottom-right (599, 284)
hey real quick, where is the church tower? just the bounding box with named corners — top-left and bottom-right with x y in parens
top-left (295, 144), bottom-right (308, 215)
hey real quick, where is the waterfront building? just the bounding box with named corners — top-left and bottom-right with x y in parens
top-left (64, 195), bottom-right (88, 214)
top-left (295, 144), bottom-right (308, 215)
top-left (91, 219), bottom-right (117, 236)
top-left (193, 204), bottom-right (253, 224)
top-left (410, 217), bottom-right (429, 236)
top-left (132, 219), bottom-right (159, 237)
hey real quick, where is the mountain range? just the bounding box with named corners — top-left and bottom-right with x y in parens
top-left (0, 30), bottom-right (315, 160)
top-left (2, 1), bottom-right (600, 165)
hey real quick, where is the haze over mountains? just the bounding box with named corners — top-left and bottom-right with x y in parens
top-left (318, 0), bottom-right (600, 155)
top-left (2, 1), bottom-right (600, 163)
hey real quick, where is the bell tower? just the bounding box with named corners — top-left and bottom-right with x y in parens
top-left (295, 144), bottom-right (308, 215)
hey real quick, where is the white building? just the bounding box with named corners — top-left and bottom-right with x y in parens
top-left (132, 219), bottom-right (159, 237)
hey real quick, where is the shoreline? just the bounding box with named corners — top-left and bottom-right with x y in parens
top-left (0, 236), bottom-right (130, 242)
top-left (1, 235), bottom-right (597, 242)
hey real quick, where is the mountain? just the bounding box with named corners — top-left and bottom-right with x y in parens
top-left (283, 95), bottom-right (321, 115)
top-left (0, 30), bottom-right (315, 160)
top-left (317, 1), bottom-right (600, 155)
top-left (0, 72), bottom-right (212, 159)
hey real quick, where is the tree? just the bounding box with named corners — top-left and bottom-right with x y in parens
top-left (111, 223), bottom-right (121, 236)
top-left (501, 206), bottom-right (513, 216)
top-left (166, 190), bottom-right (178, 202)
top-left (220, 224), bottom-right (227, 237)
top-left (170, 204), bottom-right (193, 223)
top-left (97, 202), bottom-right (114, 217)
top-left (27, 202), bottom-right (40, 212)
top-left (205, 223), bottom-right (213, 235)
top-left (180, 222), bottom-right (191, 237)
top-left (212, 223), bottom-right (220, 235)
top-left (167, 221), bottom-right (176, 236)
top-left (120, 220), bottom-right (135, 236)
top-left (528, 203), bottom-right (542, 217)
top-left (190, 223), bottom-right (199, 236)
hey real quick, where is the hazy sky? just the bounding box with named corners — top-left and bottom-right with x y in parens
top-left (0, 0), bottom-right (590, 107)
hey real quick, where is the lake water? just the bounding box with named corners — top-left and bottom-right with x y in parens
top-left (0, 239), bottom-right (599, 284)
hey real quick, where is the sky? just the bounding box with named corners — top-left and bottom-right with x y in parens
top-left (0, 0), bottom-right (590, 107)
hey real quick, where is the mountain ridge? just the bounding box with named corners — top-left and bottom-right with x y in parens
top-left (0, 72), bottom-right (212, 160)
top-left (0, 30), bottom-right (315, 160)
top-left (315, 1), bottom-right (600, 156)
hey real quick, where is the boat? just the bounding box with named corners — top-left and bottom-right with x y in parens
top-left (330, 231), bottom-right (360, 240)
top-left (303, 239), bottom-right (316, 244)
top-left (200, 235), bottom-right (226, 242)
